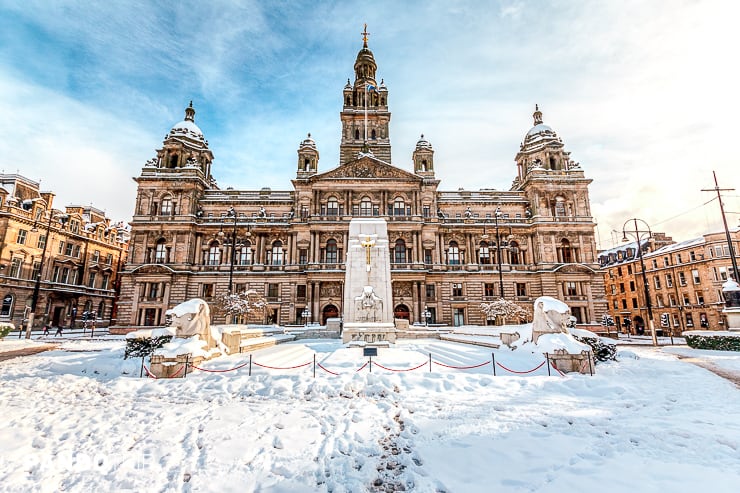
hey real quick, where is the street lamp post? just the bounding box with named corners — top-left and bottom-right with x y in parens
top-left (422, 306), bottom-right (431, 327)
top-left (302, 308), bottom-right (311, 327)
top-left (225, 207), bottom-right (238, 295)
top-left (622, 218), bottom-right (658, 346)
top-left (494, 207), bottom-right (505, 299)
top-left (25, 210), bottom-right (65, 339)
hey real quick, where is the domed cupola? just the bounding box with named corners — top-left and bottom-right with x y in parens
top-left (296, 133), bottom-right (319, 179)
top-left (413, 134), bottom-right (435, 177)
top-left (514, 105), bottom-right (578, 183)
top-left (168, 101), bottom-right (207, 146)
top-left (354, 24), bottom-right (378, 85)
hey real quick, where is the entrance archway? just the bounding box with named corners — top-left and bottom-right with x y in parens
top-left (634, 315), bottom-right (645, 335)
top-left (322, 304), bottom-right (339, 325)
top-left (393, 304), bottom-right (410, 320)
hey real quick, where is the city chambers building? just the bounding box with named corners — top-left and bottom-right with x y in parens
top-left (114, 34), bottom-right (607, 330)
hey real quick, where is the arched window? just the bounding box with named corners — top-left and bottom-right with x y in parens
top-left (354, 129), bottom-right (360, 140)
top-left (169, 154), bottom-right (178, 168)
top-left (553, 196), bottom-right (566, 216)
top-left (346, 96), bottom-right (351, 105)
top-left (509, 241), bottom-right (521, 265)
top-left (393, 197), bottom-right (406, 216)
top-left (371, 129), bottom-right (377, 140)
top-left (421, 159), bottom-right (428, 171)
top-left (479, 241), bottom-right (490, 264)
top-left (559, 239), bottom-right (573, 263)
top-left (154, 239), bottom-right (167, 263)
top-left (160, 196), bottom-right (173, 216)
top-left (206, 241), bottom-right (221, 266)
top-left (394, 239), bottom-right (407, 264)
top-left (1, 294), bottom-right (14, 317)
top-left (238, 241), bottom-right (252, 265)
top-left (97, 301), bottom-right (105, 319)
top-left (448, 241), bottom-right (460, 265)
top-left (360, 197), bottom-right (373, 216)
top-left (303, 158), bottom-right (310, 170)
top-left (269, 240), bottom-right (284, 265)
top-left (326, 197), bottom-right (339, 216)
top-left (325, 239), bottom-right (338, 263)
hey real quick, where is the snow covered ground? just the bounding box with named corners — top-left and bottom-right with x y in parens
top-left (1, 336), bottom-right (739, 493)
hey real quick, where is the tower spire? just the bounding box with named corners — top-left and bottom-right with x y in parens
top-left (533, 104), bottom-right (543, 125)
top-left (362, 23), bottom-right (370, 48)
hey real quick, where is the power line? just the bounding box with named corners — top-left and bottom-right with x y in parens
top-left (651, 197), bottom-right (716, 227)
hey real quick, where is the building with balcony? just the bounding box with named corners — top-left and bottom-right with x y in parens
top-left (599, 230), bottom-right (739, 335)
top-left (114, 33), bottom-right (607, 330)
top-left (0, 174), bottom-right (129, 329)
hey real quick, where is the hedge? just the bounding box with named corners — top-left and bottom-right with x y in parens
top-left (684, 334), bottom-right (740, 352)
top-left (124, 334), bottom-right (173, 359)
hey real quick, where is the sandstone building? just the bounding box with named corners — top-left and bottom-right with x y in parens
top-left (115, 34), bottom-right (606, 330)
top-left (0, 174), bottom-right (129, 330)
top-left (599, 229), bottom-right (739, 335)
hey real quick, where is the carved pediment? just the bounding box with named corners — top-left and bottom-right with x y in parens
top-left (134, 264), bottom-right (174, 275)
top-left (314, 156), bottom-right (420, 181)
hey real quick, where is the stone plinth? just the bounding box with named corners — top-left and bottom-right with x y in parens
top-left (547, 349), bottom-right (594, 374)
top-left (342, 322), bottom-right (397, 343)
top-left (150, 353), bottom-right (209, 378)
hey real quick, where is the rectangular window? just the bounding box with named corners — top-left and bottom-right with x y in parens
top-left (651, 259), bottom-right (658, 269)
top-left (656, 295), bottom-right (664, 307)
top-left (296, 285), bottom-right (307, 299)
top-left (689, 251), bottom-right (697, 261)
top-left (422, 206), bottom-right (430, 218)
top-left (715, 246), bottom-right (723, 257)
top-left (88, 272), bottom-right (96, 288)
top-left (676, 253), bottom-right (682, 264)
top-left (719, 266), bottom-right (728, 280)
top-left (617, 267), bottom-right (623, 277)
top-left (665, 274), bottom-right (673, 287)
top-left (452, 283), bottom-right (463, 297)
top-left (268, 283), bottom-right (279, 299)
top-left (106, 253), bottom-right (113, 265)
top-left (65, 243), bottom-right (74, 256)
top-left (627, 265), bottom-right (633, 275)
top-left (10, 258), bottom-right (22, 278)
top-left (632, 298), bottom-right (638, 308)
top-left (696, 291), bottom-right (704, 305)
top-left (16, 229), bottom-right (27, 245)
top-left (60, 267), bottom-right (70, 284)
top-left (565, 282), bottom-right (578, 296)
top-left (629, 281), bottom-right (635, 292)
top-left (672, 314), bottom-right (680, 327)
top-left (52, 266), bottom-right (60, 282)
top-left (683, 293), bottom-right (691, 306)
top-left (92, 250), bottom-right (100, 263)
top-left (664, 256), bottom-right (670, 267)
top-left (38, 234), bottom-right (47, 250)
top-left (202, 283), bottom-right (214, 300)
top-left (58, 241), bottom-right (65, 254)
top-left (678, 272), bottom-right (687, 286)
top-left (424, 249), bottom-right (432, 264)
top-left (668, 294), bottom-right (676, 306)
top-left (611, 285), bottom-right (617, 295)
top-left (298, 249), bottom-right (308, 265)
top-left (653, 276), bottom-right (661, 289)
top-left (685, 314), bottom-right (694, 327)
top-left (691, 269), bottom-right (700, 284)
top-left (31, 261), bottom-right (41, 280)
top-left (621, 299), bottom-right (627, 309)
top-left (619, 283), bottom-right (625, 293)
top-left (484, 283), bottom-right (495, 297)
top-left (516, 283), bottom-right (527, 297)
top-left (425, 284), bottom-right (436, 300)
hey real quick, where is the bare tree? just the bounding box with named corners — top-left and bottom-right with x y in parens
top-left (213, 289), bottom-right (268, 324)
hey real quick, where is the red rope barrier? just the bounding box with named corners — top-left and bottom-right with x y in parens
top-left (551, 362), bottom-right (565, 376)
top-left (169, 364), bottom-right (186, 378)
top-left (252, 360), bottom-right (312, 370)
top-left (143, 364), bottom-right (158, 379)
top-left (372, 360), bottom-right (429, 372)
top-left (356, 361), bottom-right (369, 372)
top-left (495, 360), bottom-right (546, 374)
top-left (433, 360), bottom-right (491, 370)
top-left (189, 361), bottom-right (250, 373)
top-left (316, 361), bottom-right (340, 376)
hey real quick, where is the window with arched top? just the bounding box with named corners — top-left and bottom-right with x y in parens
top-left (360, 197), bottom-right (373, 216)
top-left (160, 196), bottom-right (173, 216)
top-left (479, 241), bottom-right (490, 264)
top-left (371, 129), bottom-right (377, 140)
top-left (269, 240), bottom-right (284, 265)
top-left (354, 129), bottom-right (360, 140)
top-left (325, 239), bottom-right (338, 263)
top-left (448, 241), bottom-right (460, 265)
top-left (509, 241), bottom-right (521, 265)
top-left (154, 239), bottom-right (167, 263)
top-left (238, 241), bottom-right (252, 265)
top-left (394, 239), bottom-right (407, 264)
top-left (97, 301), bottom-right (105, 319)
top-left (393, 197), bottom-right (406, 216)
top-left (559, 239), bottom-right (573, 263)
top-left (303, 158), bottom-right (310, 170)
top-left (346, 96), bottom-right (351, 105)
top-left (1, 293), bottom-right (14, 317)
top-left (169, 154), bottom-right (178, 168)
top-left (206, 241), bottom-right (221, 266)
top-left (326, 197), bottom-right (339, 216)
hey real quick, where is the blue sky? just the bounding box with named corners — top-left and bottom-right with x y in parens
top-left (0, 0), bottom-right (737, 247)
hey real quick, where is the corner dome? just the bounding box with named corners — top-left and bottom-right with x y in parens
top-left (522, 105), bottom-right (561, 148)
top-left (168, 102), bottom-right (206, 143)
top-left (415, 134), bottom-right (433, 151)
top-left (299, 133), bottom-right (317, 150)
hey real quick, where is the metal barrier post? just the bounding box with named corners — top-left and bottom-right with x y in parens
top-left (183, 354), bottom-right (189, 378)
top-left (369, 356), bottom-right (372, 373)
top-left (492, 353), bottom-right (496, 376)
top-left (429, 353), bottom-right (432, 372)
top-left (313, 354), bottom-right (316, 378)
top-left (140, 356), bottom-right (144, 378)
top-left (249, 354), bottom-right (252, 376)
top-left (545, 353), bottom-right (551, 376)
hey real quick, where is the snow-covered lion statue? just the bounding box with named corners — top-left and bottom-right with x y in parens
top-left (531, 296), bottom-right (572, 344)
top-left (165, 298), bottom-right (219, 350)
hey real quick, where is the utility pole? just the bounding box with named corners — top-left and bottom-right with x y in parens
top-left (702, 171), bottom-right (739, 281)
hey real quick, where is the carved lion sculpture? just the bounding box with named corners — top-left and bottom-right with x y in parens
top-left (531, 296), bottom-right (571, 344)
top-left (165, 298), bottom-right (218, 350)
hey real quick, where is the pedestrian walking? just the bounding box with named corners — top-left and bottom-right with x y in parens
top-left (43, 325), bottom-right (50, 336)
top-left (54, 326), bottom-right (63, 337)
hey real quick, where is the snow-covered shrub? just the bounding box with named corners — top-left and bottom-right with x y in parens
top-left (684, 332), bottom-right (740, 352)
top-left (570, 333), bottom-right (617, 363)
top-left (124, 328), bottom-right (174, 359)
top-left (0, 322), bottom-right (14, 339)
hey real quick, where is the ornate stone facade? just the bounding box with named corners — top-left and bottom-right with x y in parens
top-left (114, 32), bottom-right (607, 330)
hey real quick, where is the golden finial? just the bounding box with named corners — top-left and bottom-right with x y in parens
top-left (362, 23), bottom-right (370, 47)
